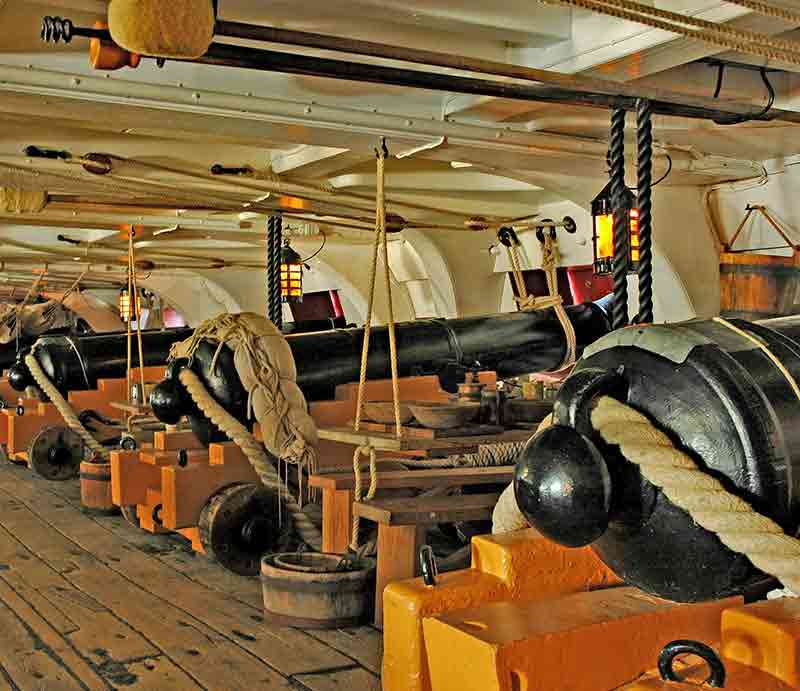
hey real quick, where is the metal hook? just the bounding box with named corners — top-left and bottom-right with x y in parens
top-left (420, 545), bottom-right (438, 587)
top-left (375, 137), bottom-right (389, 160)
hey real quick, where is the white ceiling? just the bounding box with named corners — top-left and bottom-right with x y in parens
top-left (0, 0), bottom-right (799, 306)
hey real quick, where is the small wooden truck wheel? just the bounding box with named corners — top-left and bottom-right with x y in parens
top-left (28, 426), bottom-right (83, 481)
top-left (198, 482), bottom-right (291, 576)
top-left (120, 505), bottom-right (141, 528)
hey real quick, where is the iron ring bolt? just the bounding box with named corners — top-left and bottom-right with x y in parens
top-left (420, 545), bottom-right (438, 587)
top-left (658, 640), bottom-right (726, 688)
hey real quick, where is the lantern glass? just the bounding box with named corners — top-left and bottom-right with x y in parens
top-left (118, 289), bottom-right (142, 322)
top-left (591, 183), bottom-right (638, 276)
top-left (280, 244), bottom-right (304, 303)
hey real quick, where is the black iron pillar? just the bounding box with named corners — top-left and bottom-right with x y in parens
top-left (636, 99), bottom-right (654, 324)
top-left (609, 108), bottom-right (629, 331)
top-left (267, 215), bottom-right (283, 329)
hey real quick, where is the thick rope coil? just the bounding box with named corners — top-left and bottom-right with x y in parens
top-left (24, 351), bottom-right (109, 460)
top-left (267, 215), bottom-right (283, 329)
top-left (350, 445), bottom-right (378, 552)
top-left (592, 396), bottom-right (800, 595)
top-left (609, 107), bottom-right (630, 331)
top-left (179, 367), bottom-right (322, 550)
top-left (636, 98), bottom-right (654, 325)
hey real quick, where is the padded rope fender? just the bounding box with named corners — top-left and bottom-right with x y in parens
top-left (108, 0), bottom-right (215, 59)
top-left (170, 312), bottom-right (319, 482)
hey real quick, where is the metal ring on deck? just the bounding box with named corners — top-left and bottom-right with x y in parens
top-left (658, 640), bottom-right (726, 688)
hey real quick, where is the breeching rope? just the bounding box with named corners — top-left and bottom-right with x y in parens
top-left (350, 141), bottom-right (403, 552)
top-left (177, 367), bottom-right (323, 550)
top-left (591, 395), bottom-right (800, 596)
top-left (25, 349), bottom-right (109, 460)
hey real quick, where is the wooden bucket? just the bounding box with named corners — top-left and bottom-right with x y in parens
top-left (80, 459), bottom-right (117, 514)
top-left (720, 251), bottom-right (800, 320)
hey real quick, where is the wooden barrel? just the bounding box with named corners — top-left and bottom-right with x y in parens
top-left (720, 252), bottom-right (800, 320)
top-left (80, 459), bottom-right (117, 514)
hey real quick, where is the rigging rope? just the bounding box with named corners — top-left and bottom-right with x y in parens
top-left (540, 0), bottom-right (800, 66)
top-left (610, 108), bottom-right (630, 331)
top-left (636, 99), bottom-right (655, 325)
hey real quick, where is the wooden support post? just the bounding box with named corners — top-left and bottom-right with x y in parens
top-left (374, 524), bottom-right (425, 629)
top-left (321, 488), bottom-right (354, 554)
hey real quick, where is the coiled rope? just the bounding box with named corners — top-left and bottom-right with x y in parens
top-left (178, 367), bottom-right (322, 550)
top-left (592, 395), bottom-right (800, 595)
top-left (24, 351), bottom-right (109, 460)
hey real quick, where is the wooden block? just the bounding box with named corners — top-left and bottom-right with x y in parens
top-left (111, 450), bottom-right (159, 506)
top-left (311, 467), bottom-right (514, 492)
top-left (154, 429), bottom-right (203, 451)
top-left (6, 405), bottom-right (62, 454)
top-left (208, 441), bottom-right (249, 467)
top-left (161, 462), bottom-right (259, 529)
top-left (355, 493), bottom-right (501, 526)
top-left (722, 598), bottom-right (800, 687)
top-left (375, 524), bottom-right (424, 628)
top-left (140, 449), bottom-right (209, 467)
top-left (321, 488), bottom-right (354, 554)
top-left (424, 588), bottom-right (740, 691)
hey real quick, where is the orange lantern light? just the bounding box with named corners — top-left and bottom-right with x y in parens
top-left (591, 182), bottom-right (639, 276)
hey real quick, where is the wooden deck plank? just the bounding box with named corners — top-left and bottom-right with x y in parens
top-left (0, 578), bottom-right (107, 691)
top-left (0, 467), bottom-right (351, 679)
top-left (295, 667), bottom-right (381, 691)
top-left (0, 596), bottom-right (87, 691)
top-left (0, 487), bottom-right (290, 691)
top-left (307, 628), bottom-right (383, 677)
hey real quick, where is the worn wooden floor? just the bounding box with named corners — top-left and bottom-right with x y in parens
top-left (0, 460), bottom-right (382, 690)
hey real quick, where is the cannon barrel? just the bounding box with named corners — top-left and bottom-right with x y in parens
top-left (9, 328), bottom-right (194, 393)
top-left (515, 314), bottom-right (800, 603)
top-left (147, 302), bottom-right (611, 439)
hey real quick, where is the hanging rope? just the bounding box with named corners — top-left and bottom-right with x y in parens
top-left (636, 99), bottom-right (655, 325)
top-left (349, 140), bottom-right (405, 551)
top-left (353, 141), bottom-right (403, 437)
top-left (57, 268), bottom-right (88, 305)
top-left (609, 108), bottom-right (630, 331)
top-left (128, 230), bottom-right (147, 398)
top-left (350, 445), bottom-right (378, 551)
top-left (267, 215), bottom-right (283, 329)
top-left (592, 395), bottom-right (800, 595)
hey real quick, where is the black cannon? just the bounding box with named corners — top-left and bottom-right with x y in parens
top-left (515, 314), bottom-right (800, 603)
top-left (149, 303), bottom-right (611, 443)
top-left (8, 328), bottom-right (194, 394)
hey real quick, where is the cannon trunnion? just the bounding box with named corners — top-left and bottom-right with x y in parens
top-left (516, 315), bottom-right (800, 602)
